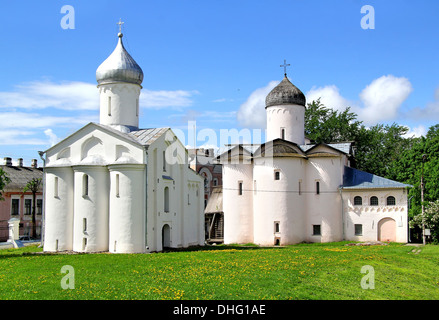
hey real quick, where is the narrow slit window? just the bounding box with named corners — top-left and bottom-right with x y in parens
top-left (54, 177), bottom-right (59, 198)
top-left (163, 150), bottom-right (166, 172)
top-left (108, 96), bottom-right (112, 116)
top-left (83, 174), bottom-right (89, 197)
top-left (83, 218), bottom-right (87, 232)
top-left (316, 181), bottom-right (320, 195)
top-left (274, 171), bottom-right (280, 180)
top-left (238, 181), bottom-right (243, 195)
top-left (115, 174), bottom-right (120, 197)
top-left (274, 222), bottom-right (280, 233)
top-left (136, 98), bottom-right (139, 116)
top-left (281, 128), bottom-right (285, 140)
top-left (298, 180), bottom-right (302, 195)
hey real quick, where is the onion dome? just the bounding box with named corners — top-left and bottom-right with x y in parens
top-left (96, 32), bottom-right (144, 86)
top-left (265, 76), bottom-right (306, 108)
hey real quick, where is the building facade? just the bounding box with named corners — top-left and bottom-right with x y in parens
top-left (43, 30), bottom-right (204, 253)
top-left (219, 75), bottom-right (410, 245)
top-left (0, 158), bottom-right (43, 241)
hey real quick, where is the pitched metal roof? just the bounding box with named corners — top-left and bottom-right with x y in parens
top-left (0, 165), bottom-right (43, 192)
top-left (342, 166), bottom-right (411, 190)
top-left (205, 187), bottom-right (223, 214)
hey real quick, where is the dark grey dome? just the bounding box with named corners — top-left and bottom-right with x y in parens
top-left (96, 33), bottom-right (144, 86)
top-left (265, 76), bottom-right (306, 108)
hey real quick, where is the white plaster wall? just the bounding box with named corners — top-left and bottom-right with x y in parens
top-left (342, 189), bottom-right (408, 243)
top-left (45, 124), bottom-right (145, 168)
top-left (253, 157), bottom-right (306, 245)
top-left (305, 157), bottom-right (344, 243)
top-left (266, 105), bottom-right (305, 145)
top-left (108, 164), bottom-right (146, 253)
top-left (99, 83), bottom-right (141, 129)
top-left (223, 163), bottom-right (254, 244)
top-left (43, 167), bottom-right (74, 252)
top-left (72, 166), bottom-right (109, 252)
top-left (145, 132), bottom-right (204, 252)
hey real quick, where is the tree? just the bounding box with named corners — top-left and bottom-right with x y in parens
top-left (410, 200), bottom-right (439, 242)
top-left (23, 178), bottom-right (42, 239)
top-left (305, 99), bottom-right (414, 178)
top-left (0, 168), bottom-right (10, 201)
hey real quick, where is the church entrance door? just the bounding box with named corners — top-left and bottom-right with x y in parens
top-left (162, 224), bottom-right (171, 249)
top-left (378, 218), bottom-right (396, 242)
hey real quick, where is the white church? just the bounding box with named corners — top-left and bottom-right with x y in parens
top-left (219, 73), bottom-right (411, 245)
top-left (43, 30), bottom-right (204, 253)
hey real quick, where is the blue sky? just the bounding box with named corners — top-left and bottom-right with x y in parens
top-left (1, 0), bottom-right (438, 165)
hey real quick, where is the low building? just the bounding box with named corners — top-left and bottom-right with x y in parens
top-left (0, 157), bottom-right (43, 241)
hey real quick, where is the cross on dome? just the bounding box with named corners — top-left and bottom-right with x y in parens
top-left (280, 59), bottom-right (291, 77)
top-left (117, 19), bottom-right (125, 35)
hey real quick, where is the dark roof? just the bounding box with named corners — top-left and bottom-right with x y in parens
top-left (342, 166), bottom-right (411, 190)
top-left (0, 165), bottom-right (43, 192)
top-left (265, 76), bottom-right (306, 107)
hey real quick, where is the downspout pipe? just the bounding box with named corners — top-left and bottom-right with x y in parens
top-left (339, 188), bottom-right (345, 241)
top-left (38, 151), bottom-right (46, 248)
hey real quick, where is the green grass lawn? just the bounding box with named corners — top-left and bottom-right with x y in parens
top-left (0, 242), bottom-right (438, 300)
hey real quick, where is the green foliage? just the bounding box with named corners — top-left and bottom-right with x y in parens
top-left (0, 168), bottom-right (11, 201)
top-left (410, 200), bottom-right (439, 241)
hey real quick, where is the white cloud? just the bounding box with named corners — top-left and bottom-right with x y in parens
top-left (0, 81), bottom-right (98, 110)
top-left (236, 81), bottom-right (279, 129)
top-left (44, 129), bottom-right (60, 146)
top-left (0, 129), bottom-right (47, 146)
top-left (306, 85), bottom-right (352, 112)
top-left (408, 86), bottom-right (439, 121)
top-left (403, 125), bottom-right (427, 138)
top-left (357, 75), bottom-right (413, 125)
top-left (140, 89), bottom-right (199, 109)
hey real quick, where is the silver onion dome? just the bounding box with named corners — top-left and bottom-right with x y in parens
top-left (96, 32), bottom-right (144, 86)
top-left (265, 76), bottom-right (306, 108)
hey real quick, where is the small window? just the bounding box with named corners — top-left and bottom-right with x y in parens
top-left (54, 177), bottom-right (59, 198)
top-left (274, 222), bottom-right (280, 233)
top-left (83, 174), bottom-right (89, 197)
top-left (115, 174), bottom-right (120, 198)
top-left (386, 196), bottom-right (396, 206)
top-left (11, 199), bottom-right (19, 215)
top-left (108, 96), bottom-right (112, 116)
top-left (355, 224), bottom-right (363, 236)
top-left (213, 178), bottom-right (218, 186)
top-left (298, 180), bottom-right (302, 195)
top-left (354, 196), bottom-right (363, 206)
top-left (164, 187), bottom-right (170, 212)
top-left (313, 225), bottom-right (321, 236)
top-left (281, 128), bottom-right (285, 140)
top-left (25, 199), bottom-right (32, 215)
top-left (37, 199), bottom-right (43, 215)
top-left (163, 151), bottom-right (167, 172)
top-left (136, 98), bottom-right (139, 116)
top-left (274, 171), bottom-right (280, 180)
top-left (316, 181), bottom-right (320, 195)
top-left (83, 218), bottom-right (87, 232)
top-left (238, 182), bottom-right (243, 195)
top-left (370, 196), bottom-right (378, 206)
top-left (82, 238), bottom-right (87, 251)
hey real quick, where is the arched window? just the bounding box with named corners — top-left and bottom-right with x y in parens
top-left (164, 187), bottom-right (169, 212)
top-left (386, 196), bottom-right (396, 206)
top-left (370, 196), bottom-right (379, 206)
top-left (354, 196), bottom-right (363, 206)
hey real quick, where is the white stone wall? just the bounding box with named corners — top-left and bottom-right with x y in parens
top-left (253, 157), bottom-right (306, 245)
top-left (223, 163), bottom-right (254, 244)
top-left (266, 104), bottom-right (305, 145)
top-left (342, 189), bottom-right (408, 243)
top-left (43, 167), bottom-right (74, 252)
top-left (99, 83), bottom-right (141, 129)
